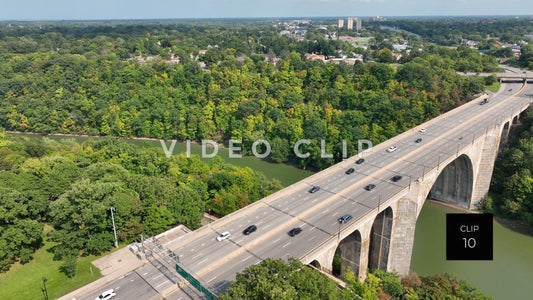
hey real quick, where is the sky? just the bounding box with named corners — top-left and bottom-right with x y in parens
top-left (0, 0), bottom-right (532, 20)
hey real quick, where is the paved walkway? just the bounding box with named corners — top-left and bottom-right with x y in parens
top-left (58, 248), bottom-right (146, 300)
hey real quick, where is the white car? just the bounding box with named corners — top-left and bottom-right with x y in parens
top-left (419, 128), bottom-right (426, 133)
top-left (217, 231), bottom-right (230, 241)
top-left (95, 289), bottom-right (115, 300)
top-left (386, 146), bottom-right (397, 153)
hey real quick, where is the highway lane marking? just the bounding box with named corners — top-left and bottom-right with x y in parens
top-left (153, 274), bottom-right (164, 280)
top-left (272, 238), bottom-right (281, 244)
top-left (191, 84), bottom-right (529, 278)
top-left (282, 242), bottom-right (291, 248)
top-left (197, 258), bottom-right (208, 266)
top-left (207, 276), bottom-right (218, 283)
top-left (143, 272), bottom-right (148, 275)
top-left (155, 281), bottom-right (170, 288)
top-left (242, 256), bottom-right (251, 262)
top-left (309, 236), bottom-right (316, 241)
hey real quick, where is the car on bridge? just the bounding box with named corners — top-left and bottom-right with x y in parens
top-left (95, 289), bottom-right (116, 300)
top-left (419, 128), bottom-right (426, 133)
top-left (386, 146), bottom-right (397, 153)
top-left (243, 225), bottom-right (257, 235)
top-left (364, 184), bottom-right (376, 191)
top-left (216, 231), bottom-right (230, 241)
top-left (288, 227), bottom-right (302, 236)
top-left (338, 214), bottom-right (353, 224)
top-left (391, 175), bottom-right (402, 182)
top-left (415, 138), bottom-right (422, 143)
top-left (345, 168), bottom-right (355, 174)
top-left (309, 186), bottom-right (320, 193)
top-left (355, 158), bottom-right (365, 164)
top-left (479, 98), bottom-right (489, 105)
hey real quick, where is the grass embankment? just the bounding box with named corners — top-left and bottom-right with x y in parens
top-left (485, 82), bottom-right (501, 93)
top-left (0, 226), bottom-right (103, 299)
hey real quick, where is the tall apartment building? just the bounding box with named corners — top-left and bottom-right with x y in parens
top-left (338, 19), bottom-right (344, 28)
top-left (347, 18), bottom-right (353, 30)
top-left (347, 17), bottom-right (362, 31)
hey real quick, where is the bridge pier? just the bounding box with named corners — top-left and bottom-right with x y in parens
top-left (472, 126), bottom-right (503, 206)
top-left (388, 199), bottom-right (418, 276)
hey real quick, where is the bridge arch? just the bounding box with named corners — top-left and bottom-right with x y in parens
top-left (309, 260), bottom-right (321, 270)
top-left (368, 206), bottom-right (393, 271)
top-left (428, 154), bottom-right (473, 209)
top-left (333, 230), bottom-right (362, 277)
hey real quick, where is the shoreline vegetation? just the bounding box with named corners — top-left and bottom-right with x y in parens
top-left (1, 17), bottom-right (532, 299)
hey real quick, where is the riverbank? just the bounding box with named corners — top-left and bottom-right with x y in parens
top-left (5, 131), bottom-right (314, 187)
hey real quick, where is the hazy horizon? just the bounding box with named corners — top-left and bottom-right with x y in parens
top-left (1, 0), bottom-right (532, 21)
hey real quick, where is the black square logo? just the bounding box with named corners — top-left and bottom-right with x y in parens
top-left (446, 213), bottom-right (493, 260)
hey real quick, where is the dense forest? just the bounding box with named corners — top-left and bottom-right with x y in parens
top-left (0, 132), bottom-right (281, 273)
top-left (484, 110), bottom-right (533, 226)
top-left (220, 258), bottom-right (490, 300)
top-left (0, 20), bottom-right (512, 295)
top-left (0, 21), bottom-right (497, 170)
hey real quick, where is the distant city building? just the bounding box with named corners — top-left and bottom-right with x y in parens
top-left (370, 16), bottom-right (387, 22)
top-left (338, 19), bottom-right (344, 28)
top-left (347, 18), bottom-right (353, 30)
top-left (347, 18), bottom-right (362, 31)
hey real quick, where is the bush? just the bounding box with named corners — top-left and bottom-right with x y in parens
top-left (59, 255), bottom-right (77, 278)
top-left (372, 269), bottom-right (403, 299)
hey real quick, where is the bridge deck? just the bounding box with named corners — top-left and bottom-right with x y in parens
top-left (160, 82), bottom-right (533, 298)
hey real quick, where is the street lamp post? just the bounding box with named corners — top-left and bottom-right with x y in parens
top-left (42, 277), bottom-right (49, 300)
top-left (110, 207), bottom-right (118, 248)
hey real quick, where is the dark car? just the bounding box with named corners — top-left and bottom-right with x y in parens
top-left (355, 158), bottom-right (365, 164)
top-left (242, 225), bottom-right (257, 235)
top-left (288, 227), bottom-right (302, 236)
top-left (309, 186), bottom-right (320, 193)
top-left (415, 138), bottom-right (422, 143)
top-left (338, 214), bottom-right (353, 224)
top-left (391, 175), bottom-right (402, 182)
top-left (345, 168), bottom-right (355, 174)
top-left (364, 184), bottom-right (376, 191)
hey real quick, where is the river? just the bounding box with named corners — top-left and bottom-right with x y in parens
top-left (6, 133), bottom-right (533, 298)
top-left (411, 201), bottom-right (533, 299)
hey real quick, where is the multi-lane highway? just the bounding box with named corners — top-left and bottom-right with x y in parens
top-left (78, 80), bottom-right (533, 300)
top-left (167, 81), bottom-right (533, 297)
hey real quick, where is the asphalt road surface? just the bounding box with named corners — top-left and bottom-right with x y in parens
top-left (78, 81), bottom-right (533, 300)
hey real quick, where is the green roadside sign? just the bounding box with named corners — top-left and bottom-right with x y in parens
top-left (175, 264), bottom-right (217, 299)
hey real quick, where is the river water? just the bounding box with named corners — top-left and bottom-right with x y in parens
top-left (411, 201), bottom-right (533, 299)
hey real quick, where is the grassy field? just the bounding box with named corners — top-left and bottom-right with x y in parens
top-left (0, 227), bottom-right (103, 299)
top-left (485, 81), bottom-right (501, 93)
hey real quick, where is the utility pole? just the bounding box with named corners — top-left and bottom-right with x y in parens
top-left (110, 207), bottom-right (118, 248)
top-left (42, 277), bottom-right (49, 300)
